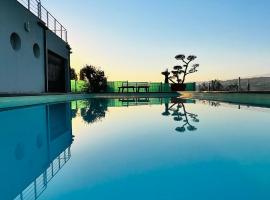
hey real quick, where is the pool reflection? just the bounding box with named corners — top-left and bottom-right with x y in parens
top-left (164, 98), bottom-right (199, 132)
top-left (71, 98), bottom-right (200, 133)
top-left (0, 103), bottom-right (73, 200)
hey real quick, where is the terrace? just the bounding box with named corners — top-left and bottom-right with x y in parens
top-left (17, 0), bottom-right (68, 42)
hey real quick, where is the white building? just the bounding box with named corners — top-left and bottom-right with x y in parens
top-left (0, 0), bottom-right (71, 94)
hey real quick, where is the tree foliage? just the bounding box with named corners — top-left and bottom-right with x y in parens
top-left (80, 65), bottom-right (107, 92)
top-left (211, 80), bottom-right (223, 91)
top-left (70, 68), bottom-right (78, 80)
top-left (198, 82), bottom-right (209, 91)
top-left (162, 54), bottom-right (199, 84)
top-left (199, 80), bottom-right (225, 91)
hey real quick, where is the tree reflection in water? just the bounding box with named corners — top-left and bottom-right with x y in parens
top-left (71, 98), bottom-right (199, 132)
top-left (80, 99), bottom-right (109, 124)
top-left (163, 98), bottom-right (199, 133)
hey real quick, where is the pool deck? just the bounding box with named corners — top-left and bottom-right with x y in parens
top-left (180, 91), bottom-right (270, 107)
top-left (0, 92), bottom-right (179, 109)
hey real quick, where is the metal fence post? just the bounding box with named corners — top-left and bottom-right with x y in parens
top-left (47, 11), bottom-right (49, 27)
top-left (61, 25), bottom-right (63, 39)
top-left (247, 79), bottom-right (250, 92)
top-left (238, 77), bottom-right (241, 92)
top-left (38, 2), bottom-right (41, 19)
top-left (54, 19), bottom-right (56, 33)
top-left (28, 0), bottom-right (30, 10)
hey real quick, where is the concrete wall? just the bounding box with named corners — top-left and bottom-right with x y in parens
top-left (47, 31), bottom-right (69, 59)
top-left (0, 0), bottom-right (45, 93)
top-left (0, 0), bottom-right (70, 94)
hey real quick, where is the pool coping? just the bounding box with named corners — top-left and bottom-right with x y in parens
top-left (0, 92), bottom-right (179, 109)
top-left (180, 91), bottom-right (270, 108)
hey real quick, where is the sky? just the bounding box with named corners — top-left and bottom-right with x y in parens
top-left (42, 0), bottom-right (270, 82)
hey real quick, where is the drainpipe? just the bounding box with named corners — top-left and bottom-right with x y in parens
top-left (66, 44), bottom-right (72, 93)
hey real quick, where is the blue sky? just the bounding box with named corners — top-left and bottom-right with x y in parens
top-left (43, 0), bottom-right (270, 82)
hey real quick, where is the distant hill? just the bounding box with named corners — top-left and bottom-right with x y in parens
top-left (199, 77), bottom-right (270, 91)
top-left (221, 77), bottom-right (270, 91)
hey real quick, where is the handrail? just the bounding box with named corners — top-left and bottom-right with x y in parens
top-left (13, 146), bottom-right (71, 200)
top-left (17, 0), bottom-right (68, 43)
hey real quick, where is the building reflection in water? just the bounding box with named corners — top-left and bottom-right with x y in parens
top-left (0, 103), bottom-right (73, 200)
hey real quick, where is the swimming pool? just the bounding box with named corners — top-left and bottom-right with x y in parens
top-left (1, 97), bottom-right (270, 200)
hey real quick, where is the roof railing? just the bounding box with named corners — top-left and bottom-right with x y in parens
top-left (13, 147), bottom-right (71, 200)
top-left (17, 0), bottom-right (68, 43)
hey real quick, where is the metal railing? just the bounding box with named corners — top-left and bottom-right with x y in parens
top-left (13, 147), bottom-right (71, 200)
top-left (17, 0), bottom-right (68, 42)
top-left (198, 75), bottom-right (270, 92)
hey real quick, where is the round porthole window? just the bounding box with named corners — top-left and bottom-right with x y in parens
top-left (10, 32), bottom-right (21, 51)
top-left (33, 43), bottom-right (40, 58)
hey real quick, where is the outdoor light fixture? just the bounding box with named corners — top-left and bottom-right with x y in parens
top-left (24, 21), bottom-right (30, 32)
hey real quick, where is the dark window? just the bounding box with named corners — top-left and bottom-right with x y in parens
top-left (48, 51), bottom-right (66, 92)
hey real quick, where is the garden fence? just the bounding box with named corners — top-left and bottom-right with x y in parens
top-left (71, 80), bottom-right (196, 93)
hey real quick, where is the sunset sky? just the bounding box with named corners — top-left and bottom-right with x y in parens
top-left (43, 0), bottom-right (270, 82)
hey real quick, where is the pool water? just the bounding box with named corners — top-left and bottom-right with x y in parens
top-left (1, 98), bottom-right (270, 200)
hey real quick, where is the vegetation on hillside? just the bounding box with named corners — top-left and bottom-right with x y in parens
top-left (198, 77), bottom-right (270, 91)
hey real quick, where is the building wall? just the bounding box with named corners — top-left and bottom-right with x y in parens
top-left (0, 0), bottom-right (70, 94)
top-left (0, 0), bottom-right (45, 93)
top-left (47, 31), bottom-right (69, 59)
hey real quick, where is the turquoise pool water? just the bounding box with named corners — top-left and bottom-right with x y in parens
top-left (1, 98), bottom-right (270, 200)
